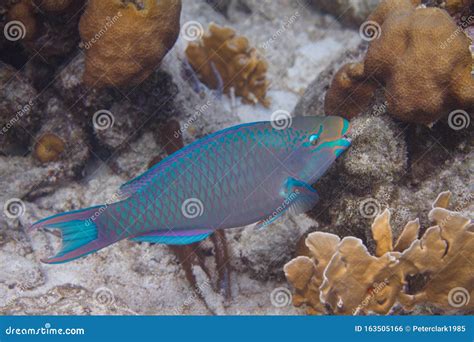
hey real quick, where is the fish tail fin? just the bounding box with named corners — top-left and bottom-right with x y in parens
top-left (29, 205), bottom-right (111, 264)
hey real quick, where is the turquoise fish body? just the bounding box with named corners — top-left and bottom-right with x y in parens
top-left (29, 116), bottom-right (351, 263)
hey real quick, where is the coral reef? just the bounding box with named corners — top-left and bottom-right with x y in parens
top-left (284, 192), bottom-right (473, 315)
top-left (185, 23), bottom-right (270, 107)
top-left (1, 0), bottom-right (471, 317)
top-left (324, 0), bottom-right (474, 125)
top-left (79, 0), bottom-right (181, 88)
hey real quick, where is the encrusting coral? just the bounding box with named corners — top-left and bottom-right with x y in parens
top-left (185, 22), bottom-right (270, 107)
top-left (79, 0), bottom-right (181, 88)
top-left (34, 133), bottom-right (66, 163)
top-left (324, 0), bottom-right (474, 126)
top-left (284, 191), bottom-right (473, 315)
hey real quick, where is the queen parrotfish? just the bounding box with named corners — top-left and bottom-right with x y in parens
top-left (29, 116), bottom-right (351, 264)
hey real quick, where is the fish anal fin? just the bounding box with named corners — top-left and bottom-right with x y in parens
top-left (131, 229), bottom-right (212, 245)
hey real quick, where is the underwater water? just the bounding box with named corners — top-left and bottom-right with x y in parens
top-left (0, 0), bottom-right (472, 325)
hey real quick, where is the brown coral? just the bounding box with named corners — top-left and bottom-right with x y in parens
top-left (185, 23), bottom-right (270, 107)
top-left (324, 62), bottom-right (377, 119)
top-left (79, 0), bottom-right (181, 88)
top-left (284, 191), bottom-right (473, 315)
top-left (325, 0), bottom-right (474, 126)
top-left (7, 0), bottom-right (37, 41)
top-left (34, 133), bottom-right (65, 163)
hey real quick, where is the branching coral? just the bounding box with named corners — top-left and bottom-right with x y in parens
top-left (284, 191), bottom-right (473, 315)
top-left (79, 0), bottom-right (181, 88)
top-left (324, 0), bottom-right (474, 125)
top-left (185, 23), bottom-right (270, 107)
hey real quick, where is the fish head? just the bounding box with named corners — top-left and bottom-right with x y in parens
top-left (287, 116), bottom-right (351, 184)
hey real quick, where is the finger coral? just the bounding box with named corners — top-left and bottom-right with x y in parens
top-left (324, 0), bottom-right (474, 125)
top-left (284, 191), bottom-right (473, 315)
top-left (185, 22), bottom-right (270, 107)
top-left (79, 0), bottom-right (181, 88)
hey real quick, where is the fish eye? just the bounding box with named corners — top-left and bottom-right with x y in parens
top-left (309, 134), bottom-right (319, 146)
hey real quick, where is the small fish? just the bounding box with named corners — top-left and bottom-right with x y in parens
top-left (29, 116), bottom-right (351, 264)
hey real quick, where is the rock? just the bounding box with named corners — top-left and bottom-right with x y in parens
top-left (229, 215), bottom-right (316, 280)
top-left (0, 62), bottom-right (39, 155)
top-left (308, 0), bottom-right (382, 27)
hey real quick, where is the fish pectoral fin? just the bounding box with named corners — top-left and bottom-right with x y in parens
top-left (255, 178), bottom-right (320, 229)
top-left (130, 229), bottom-right (212, 245)
top-left (282, 177), bottom-right (320, 215)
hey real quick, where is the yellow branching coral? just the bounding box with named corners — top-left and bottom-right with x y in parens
top-left (79, 0), bottom-right (181, 88)
top-left (185, 23), bottom-right (270, 107)
top-left (284, 191), bottom-right (473, 315)
top-left (325, 0), bottom-right (474, 125)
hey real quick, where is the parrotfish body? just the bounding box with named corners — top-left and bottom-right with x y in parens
top-left (30, 116), bottom-right (351, 263)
